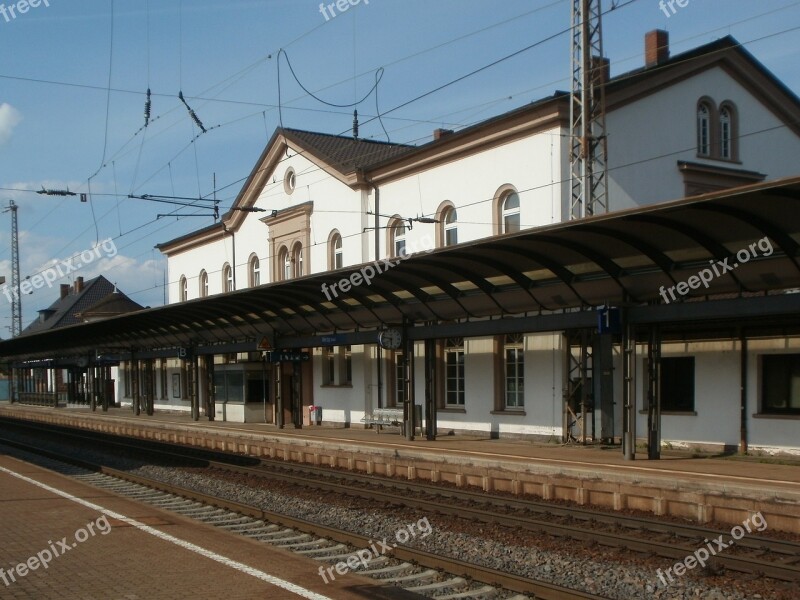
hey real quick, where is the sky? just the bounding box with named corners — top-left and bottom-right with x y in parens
top-left (0, 0), bottom-right (798, 331)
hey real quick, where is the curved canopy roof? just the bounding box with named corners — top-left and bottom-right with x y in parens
top-left (3, 177), bottom-right (800, 361)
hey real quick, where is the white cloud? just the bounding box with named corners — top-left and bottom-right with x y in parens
top-left (0, 103), bottom-right (22, 146)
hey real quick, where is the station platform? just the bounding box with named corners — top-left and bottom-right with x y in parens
top-left (0, 451), bottom-right (422, 600)
top-left (2, 402), bottom-right (800, 534)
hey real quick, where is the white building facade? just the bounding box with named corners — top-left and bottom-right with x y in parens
top-left (142, 32), bottom-right (800, 454)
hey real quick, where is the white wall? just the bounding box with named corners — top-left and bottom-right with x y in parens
top-left (607, 67), bottom-right (800, 211)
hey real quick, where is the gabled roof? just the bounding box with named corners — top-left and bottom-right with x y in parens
top-left (158, 34), bottom-right (800, 254)
top-left (76, 287), bottom-right (144, 320)
top-left (22, 276), bottom-right (116, 335)
top-left (282, 129), bottom-right (415, 173)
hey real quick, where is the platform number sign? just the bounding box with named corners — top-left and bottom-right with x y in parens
top-left (597, 306), bottom-right (620, 334)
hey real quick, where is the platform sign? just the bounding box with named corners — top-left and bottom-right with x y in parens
top-left (597, 306), bottom-right (621, 334)
top-left (320, 334), bottom-right (345, 346)
top-left (265, 350), bottom-right (310, 363)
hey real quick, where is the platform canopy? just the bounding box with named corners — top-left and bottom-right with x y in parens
top-left (3, 176), bottom-right (800, 362)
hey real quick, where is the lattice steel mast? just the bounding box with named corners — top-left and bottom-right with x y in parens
top-left (6, 200), bottom-right (21, 336)
top-left (570, 0), bottom-right (609, 219)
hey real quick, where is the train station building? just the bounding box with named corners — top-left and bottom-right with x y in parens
top-left (3, 31), bottom-right (800, 459)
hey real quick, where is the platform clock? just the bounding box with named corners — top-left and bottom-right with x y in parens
top-left (378, 328), bottom-right (402, 350)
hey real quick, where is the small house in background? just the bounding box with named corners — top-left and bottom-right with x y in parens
top-left (16, 276), bottom-right (143, 408)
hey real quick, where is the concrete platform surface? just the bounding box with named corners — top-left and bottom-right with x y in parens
top-left (0, 451), bottom-right (422, 600)
top-left (2, 404), bottom-right (800, 533)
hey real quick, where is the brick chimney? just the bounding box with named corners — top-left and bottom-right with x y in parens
top-left (60, 284), bottom-right (69, 299)
top-left (433, 128), bottom-right (453, 141)
top-left (74, 276), bottom-right (84, 294)
top-left (645, 30), bottom-right (669, 67)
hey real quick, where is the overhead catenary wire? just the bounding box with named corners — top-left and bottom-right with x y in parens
top-left (4, 2), bottom-right (800, 299)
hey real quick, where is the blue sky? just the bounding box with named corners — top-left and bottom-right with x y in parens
top-left (0, 0), bottom-right (799, 330)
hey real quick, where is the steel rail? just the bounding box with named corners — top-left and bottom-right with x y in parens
top-left (3, 418), bottom-right (800, 583)
top-left (0, 434), bottom-right (609, 600)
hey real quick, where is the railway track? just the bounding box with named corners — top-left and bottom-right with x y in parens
top-left (3, 418), bottom-right (800, 593)
top-left (0, 432), bottom-right (607, 600)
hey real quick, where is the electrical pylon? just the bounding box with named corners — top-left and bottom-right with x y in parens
top-left (4, 200), bottom-right (21, 337)
top-left (569, 0), bottom-right (609, 219)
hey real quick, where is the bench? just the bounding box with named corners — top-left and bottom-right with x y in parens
top-left (362, 406), bottom-right (423, 435)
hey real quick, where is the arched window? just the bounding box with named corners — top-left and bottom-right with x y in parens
top-left (291, 242), bottom-right (303, 277)
top-left (248, 255), bottom-right (260, 287)
top-left (501, 192), bottom-right (520, 233)
top-left (278, 246), bottom-right (291, 281)
top-left (222, 264), bottom-right (233, 293)
top-left (443, 207), bottom-right (458, 246)
top-left (199, 270), bottom-right (208, 298)
top-left (719, 102), bottom-right (737, 160)
top-left (329, 231), bottom-right (343, 270)
top-left (179, 276), bottom-right (188, 302)
top-left (697, 101), bottom-right (712, 157)
top-left (391, 219), bottom-right (407, 258)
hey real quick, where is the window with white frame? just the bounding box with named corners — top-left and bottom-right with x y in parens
top-left (292, 242), bottom-right (303, 277)
top-left (320, 345), bottom-right (353, 386)
top-left (504, 333), bottom-right (524, 408)
top-left (392, 350), bottom-right (407, 407)
top-left (249, 255), bottom-right (260, 287)
top-left (445, 338), bottom-right (465, 406)
top-left (199, 270), bottom-right (208, 297)
top-left (179, 276), bottom-right (188, 302)
top-left (322, 347), bottom-right (335, 385)
top-left (222, 264), bottom-right (233, 292)
top-left (697, 101), bottom-right (712, 157)
top-left (392, 220), bottom-right (407, 258)
top-left (501, 192), bottom-right (520, 233)
top-left (329, 231), bottom-right (343, 270)
top-left (443, 207), bottom-right (458, 246)
top-left (279, 246), bottom-right (291, 281)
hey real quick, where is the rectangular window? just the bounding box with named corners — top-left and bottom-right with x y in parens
top-left (394, 350), bottom-right (407, 407)
top-left (721, 121), bottom-right (731, 159)
top-left (644, 356), bottom-right (695, 412)
top-left (343, 345), bottom-right (352, 385)
top-left (762, 354), bottom-right (800, 415)
top-left (504, 334), bottom-right (524, 408)
top-left (445, 338), bottom-right (465, 406)
top-left (504, 213), bottom-right (520, 233)
top-left (322, 347), bottom-right (335, 385)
